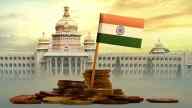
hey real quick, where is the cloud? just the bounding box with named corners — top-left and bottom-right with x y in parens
top-left (112, 0), bottom-right (165, 9)
top-left (0, 13), bottom-right (23, 20)
top-left (146, 11), bottom-right (192, 23)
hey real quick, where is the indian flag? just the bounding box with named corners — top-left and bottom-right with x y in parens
top-left (97, 13), bottom-right (144, 48)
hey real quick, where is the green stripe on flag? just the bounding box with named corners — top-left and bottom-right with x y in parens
top-left (97, 33), bottom-right (142, 48)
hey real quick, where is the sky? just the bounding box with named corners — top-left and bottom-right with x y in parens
top-left (0, 0), bottom-right (192, 53)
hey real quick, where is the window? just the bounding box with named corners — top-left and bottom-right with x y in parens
top-left (178, 58), bottom-right (181, 61)
top-left (161, 64), bottom-right (163, 67)
top-left (121, 57), bottom-right (124, 60)
top-left (99, 57), bottom-right (102, 60)
top-left (112, 57), bottom-right (115, 60)
top-left (108, 57), bottom-right (111, 60)
top-left (143, 57), bottom-right (146, 60)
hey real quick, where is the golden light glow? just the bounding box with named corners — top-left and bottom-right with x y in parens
top-left (0, 0), bottom-right (191, 52)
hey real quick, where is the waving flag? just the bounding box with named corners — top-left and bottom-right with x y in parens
top-left (97, 13), bottom-right (144, 48)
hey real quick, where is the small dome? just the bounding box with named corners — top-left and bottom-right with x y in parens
top-left (84, 32), bottom-right (95, 43)
top-left (55, 7), bottom-right (78, 33)
top-left (150, 39), bottom-right (170, 54)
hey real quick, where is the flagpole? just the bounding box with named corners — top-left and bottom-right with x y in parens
top-left (90, 42), bottom-right (99, 88)
top-left (90, 13), bottom-right (102, 88)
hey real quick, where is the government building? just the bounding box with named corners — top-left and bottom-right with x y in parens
top-left (0, 7), bottom-right (192, 80)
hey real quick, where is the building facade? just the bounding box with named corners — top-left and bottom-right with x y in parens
top-left (0, 7), bottom-right (191, 80)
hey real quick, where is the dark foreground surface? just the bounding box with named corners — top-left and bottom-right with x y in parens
top-left (0, 76), bottom-right (192, 108)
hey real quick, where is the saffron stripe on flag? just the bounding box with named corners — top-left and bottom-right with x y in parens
top-left (100, 14), bottom-right (144, 28)
top-left (97, 33), bottom-right (142, 48)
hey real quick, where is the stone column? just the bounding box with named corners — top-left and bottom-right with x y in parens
top-left (61, 57), bottom-right (64, 75)
top-left (80, 57), bottom-right (83, 74)
top-left (49, 57), bottom-right (52, 76)
top-left (55, 57), bottom-right (58, 75)
top-left (69, 57), bottom-right (72, 77)
top-left (83, 57), bottom-right (86, 72)
top-left (75, 57), bottom-right (77, 76)
top-left (46, 57), bottom-right (49, 74)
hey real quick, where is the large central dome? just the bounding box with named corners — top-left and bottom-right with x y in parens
top-left (149, 39), bottom-right (170, 54)
top-left (55, 7), bottom-right (78, 33)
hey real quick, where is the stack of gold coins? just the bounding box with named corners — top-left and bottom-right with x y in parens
top-left (95, 89), bottom-right (113, 96)
top-left (54, 80), bottom-right (87, 96)
top-left (113, 89), bottom-right (124, 96)
top-left (83, 69), bottom-right (112, 89)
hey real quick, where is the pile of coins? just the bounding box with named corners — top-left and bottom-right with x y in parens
top-left (83, 69), bottom-right (112, 89)
top-left (52, 80), bottom-right (88, 96)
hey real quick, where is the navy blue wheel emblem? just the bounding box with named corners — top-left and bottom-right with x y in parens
top-left (116, 25), bottom-right (125, 35)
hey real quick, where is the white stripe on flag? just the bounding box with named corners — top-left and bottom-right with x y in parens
top-left (98, 23), bottom-right (143, 38)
